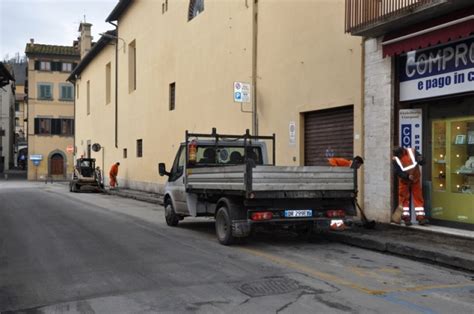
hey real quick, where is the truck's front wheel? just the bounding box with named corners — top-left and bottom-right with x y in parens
top-left (165, 201), bottom-right (179, 226)
top-left (216, 206), bottom-right (235, 245)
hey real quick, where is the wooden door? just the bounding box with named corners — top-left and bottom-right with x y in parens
top-left (50, 154), bottom-right (64, 175)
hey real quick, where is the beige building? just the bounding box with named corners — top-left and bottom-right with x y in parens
top-left (71, 0), bottom-right (363, 193)
top-left (25, 40), bottom-right (80, 180)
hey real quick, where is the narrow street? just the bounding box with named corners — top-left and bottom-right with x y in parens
top-left (0, 180), bottom-right (472, 313)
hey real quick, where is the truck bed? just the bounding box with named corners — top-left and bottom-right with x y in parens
top-left (186, 165), bottom-right (355, 195)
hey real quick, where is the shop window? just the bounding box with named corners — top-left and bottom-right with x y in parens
top-left (38, 83), bottom-right (53, 100)
top-left (431, 117), bottom-right (474, 225)
top-left (188, 0), bottom-right (204, 21)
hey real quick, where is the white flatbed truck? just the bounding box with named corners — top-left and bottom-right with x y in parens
top-left (159, 129), bottom-right (358, 245)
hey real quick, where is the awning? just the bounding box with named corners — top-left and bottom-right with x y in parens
top-left (382, 8), bottom-right (474, 57)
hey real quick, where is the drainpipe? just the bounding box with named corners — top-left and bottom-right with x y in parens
top-left (360, 37), bottom-right (366, 208)
top-left (252, 0), bottom-right (259, 136)
top-left (109, 21), bottom-right (119, 148)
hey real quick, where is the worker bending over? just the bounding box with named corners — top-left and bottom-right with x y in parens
top-left (392, 147), bottom-right (428, 225)
top-left (328, 156), bottom-right (364, 169)
top-left (109, 162), bottom-right (120, 189)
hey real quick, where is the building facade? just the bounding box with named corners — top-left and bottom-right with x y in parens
top-left (71, 0), bottom-right (363, 194)
top-left (345, 0), bottom-right (474, 230)
top-left (25, 40), bottom-right (79, 180)
top-left (0, 62), bottom-right (15, 172)
top-left (9, 60), bottom-right (28, 168)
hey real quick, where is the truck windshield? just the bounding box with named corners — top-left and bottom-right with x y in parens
top-left (195, 145), bottom-right (263, 166)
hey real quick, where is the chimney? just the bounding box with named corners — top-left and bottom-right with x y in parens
top-left (30, 38), bottom-right (34, 46)
top-left (78, 22), bottom-right (93, 58)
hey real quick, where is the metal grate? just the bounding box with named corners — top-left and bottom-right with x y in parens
top-left (238, 277), bottom-right (300, 297)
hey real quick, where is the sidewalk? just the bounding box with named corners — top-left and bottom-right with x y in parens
top-left (106, 187), bottom-right (473, 272)
top-left (0, 169), bottom-right (27, 180)
top-left (104, 187), bottom-right (163, 205)
top-left (326, 223), bottom-right (474, 272)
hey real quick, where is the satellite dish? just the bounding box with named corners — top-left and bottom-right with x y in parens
top-left (92, 143), bottom-right (101, 152)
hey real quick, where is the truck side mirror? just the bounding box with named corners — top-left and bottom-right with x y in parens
top-left (158, 163), bottom-right (169, 176)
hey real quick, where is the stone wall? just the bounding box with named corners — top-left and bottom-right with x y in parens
top-left (363, 38), bottom-right (394, 222)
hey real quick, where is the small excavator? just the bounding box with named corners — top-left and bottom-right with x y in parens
top-left (69, 158), bottom-right (104, 192)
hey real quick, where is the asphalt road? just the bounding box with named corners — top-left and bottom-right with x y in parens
top-left (1, 180), bottom-right (473, 313)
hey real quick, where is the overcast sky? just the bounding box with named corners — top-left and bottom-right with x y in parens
top-left (0, 0), bottom-right (118, 61)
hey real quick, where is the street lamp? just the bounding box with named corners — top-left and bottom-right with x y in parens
top-left (99, 32), bottom-right (126, 53)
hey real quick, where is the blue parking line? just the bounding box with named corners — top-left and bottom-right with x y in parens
top-left (378, 294), bottom-right (436, 314)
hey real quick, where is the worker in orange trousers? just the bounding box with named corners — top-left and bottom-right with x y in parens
top-left (392, 147), bottom-right (428, 225)
top-left (109, 162), bottom-right (120, 189)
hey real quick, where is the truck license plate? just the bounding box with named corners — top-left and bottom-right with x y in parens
top-left (284, 210), bottom-right (312, 218)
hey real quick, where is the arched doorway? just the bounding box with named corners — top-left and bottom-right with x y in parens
top-left (50, 154), bottom-right (64, 175)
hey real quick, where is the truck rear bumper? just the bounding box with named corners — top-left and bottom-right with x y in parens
top-left (231, 217), bottom-right (353, 237)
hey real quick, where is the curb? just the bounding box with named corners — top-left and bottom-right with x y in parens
top-left (326, 232), bottom-right (474, 272)
top-left (104, 189), bottom-right (164, 206)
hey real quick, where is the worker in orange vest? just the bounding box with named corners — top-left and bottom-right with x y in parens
top-left (392, 147), bottom-right (427, 225)
top-left (328, 156), bottom-right (364, 169)
top-left (109, 162), bottom-right (120, 189)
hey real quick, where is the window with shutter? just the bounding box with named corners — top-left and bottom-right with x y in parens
top-left (51, 119), bottom-right (61, 135)
top-left (62, 63), bottom-right (72, 72)
top-left (60, 119), bottom-right (73, 136)
top-left (38, 83), bottom-right (52, 100)
top-left (34, 118), bottom-right (39, 134)
top-left (40, 61), bottom-right (51, 71)
top-left (36, 118), bottom-right (51, 135)
top-left (60, 84), bottom-right (73, 101)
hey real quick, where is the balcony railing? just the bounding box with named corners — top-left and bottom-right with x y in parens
top-left (345, 0), bottom-right (445, 33)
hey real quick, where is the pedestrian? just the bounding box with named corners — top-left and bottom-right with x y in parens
top-left (109, 162), bottom-right (120, 189)
top-left (328, 156), bottom-right (364, 169)
top-left (392, 147), bottom-right (428, 225)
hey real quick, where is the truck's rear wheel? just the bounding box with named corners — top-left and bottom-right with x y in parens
top-left (216, 206), bottom-right (234, 245)
top-left (165, 201), bottom-right (179, 226)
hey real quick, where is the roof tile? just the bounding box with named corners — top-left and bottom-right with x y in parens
top-left (25, 43), bottom-right (80, 57)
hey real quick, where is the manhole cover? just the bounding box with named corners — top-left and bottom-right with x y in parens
top-left (238, 277), bottom-right (300, 297)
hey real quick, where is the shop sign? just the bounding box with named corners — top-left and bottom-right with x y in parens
top-left (399, 36), bottom-right (474, 101)
top-left (29, 154), bottom-right (43, 161)
top-left (399, 109), bottom-right (422, 152)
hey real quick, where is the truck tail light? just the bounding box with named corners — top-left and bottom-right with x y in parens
top-left (326, 209), bottom-right (346, 218)
top-left (251, 211), bottom-right (273, 221)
